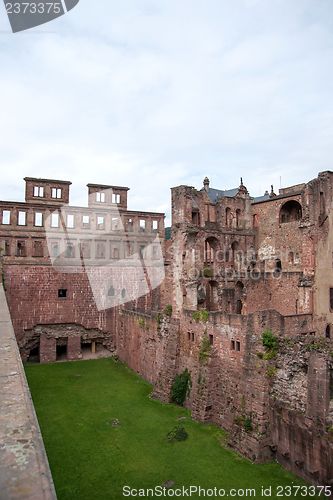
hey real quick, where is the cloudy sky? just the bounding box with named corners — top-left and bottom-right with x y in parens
top-left (0, 0), bottom-right (332, 224)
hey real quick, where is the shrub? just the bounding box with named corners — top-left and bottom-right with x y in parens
top-left (171, 369), bottom-right (191, 406)
top-left (167, 425), bottom-right (188, 442)
top-left (203, 267), bottom-right (213, 278)
top-left (262, 330), bottom-right (278, 352)
top-left (199, 335), bottom-right (212, 364)
top-left (192, 310), bottom-right (209, 323)
top-left (164, 304), bottom-right (173, 317)
top-left (266, 366), bottom-right (277, 378)
top-left (234, 415), bottom-right (253, 433)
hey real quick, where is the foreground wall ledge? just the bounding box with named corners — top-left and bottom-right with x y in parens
top-left (0, 284), bottom-right (57, 500)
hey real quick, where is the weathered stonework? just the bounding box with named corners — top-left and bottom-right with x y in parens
top-left (1, 173), bottom-right (333, 487)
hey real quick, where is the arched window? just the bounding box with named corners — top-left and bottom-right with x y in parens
top-left (236, 299), bottom-right (243, 314)
top-left (231, 241), bottom-right (239, 263)
top-left (108, 286), bottom-right (115, 297)
top-left (236, 209), bottom-right (241, 228)
top-left (275, 258), bottom-right (282, 274)
top-left (280, 200), bottom-right (302, 223)
top-left (205, 237), bottom-right (219, 263)
top-left (225, 207), bottom-right (232, 228)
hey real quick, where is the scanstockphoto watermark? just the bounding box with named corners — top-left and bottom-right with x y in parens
top-left (122, 485), bottom-right (333, 498)
top-left (3, 0), bottom-right (80, 32)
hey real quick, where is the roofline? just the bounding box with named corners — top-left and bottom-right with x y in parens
top-left (87, 183), bottom-right (130, 191)
top-left (251, 192), bottom-right (302, 205)
top-left (24, 177), bottom-right (72, 185)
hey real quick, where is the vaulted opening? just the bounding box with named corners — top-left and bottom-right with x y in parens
top-left (280, 200), bottom-right (302, 223)
top-left (56, 338), bottom-right (68, 361)
top-left (204, 237), bottom-right (219, 263)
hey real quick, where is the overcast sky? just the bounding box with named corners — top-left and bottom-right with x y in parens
top-left (0, 0), bottom-right (332, 224)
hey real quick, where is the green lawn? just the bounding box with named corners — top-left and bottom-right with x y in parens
top-left (26, 359), bottom-right (313, 500)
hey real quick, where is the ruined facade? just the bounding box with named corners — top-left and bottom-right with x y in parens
top-left (1, 173), bottom-right (333, 486)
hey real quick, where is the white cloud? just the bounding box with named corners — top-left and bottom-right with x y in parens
top-left (0, 0), bottom-right (332, 226)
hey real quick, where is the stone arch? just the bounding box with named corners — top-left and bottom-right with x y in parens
top-left (280, 200), bottom-right (302, 223)
top-left (225, 207), bottom-right (232, 228)
top-left (205, 236), bottom-right (219, 263)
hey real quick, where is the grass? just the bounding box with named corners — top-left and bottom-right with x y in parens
top-left (25, 359), bottom-right (312, 500)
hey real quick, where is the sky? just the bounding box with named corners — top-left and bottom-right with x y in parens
top-left (0, 0), bottom-right (333, 225)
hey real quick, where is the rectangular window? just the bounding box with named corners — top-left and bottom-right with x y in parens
top-left (330, 288), bottom-right (333, 311)
top-left (140, 219), bottom-right (146, 231)
top-left (231, 340), bottom-right (235, 350)
top-left (67, 214), bottom-right (75, 229)
top-left (97, 216), bottom-right (105, 229)
top-left (96, 192), bottom-right (105, 203)
top-left (16, 240), bottom-right (26, 257)
top-left (2, 210), bottom-right (11, 225)
top-left (58, 289), bottom-right (67, 298)
top-left (65, 242), bottom-right (75, 258)
top-left (152, 220), bottom-right (159, 231)
top-left (82, 215), bottom-right (90, 227)
top-left (80, 241), bottom-right (91, 259)
top-left (33, 240), bottom-right (43, 257)
top-left (96, 242), bottom-right (106, 259)
top-left (126, 218), bottom-right (133, 232)
top-left (51, 242), bottom-right (60, 258)
top-left (18, 211), bottom-right (27, 226)
top-left (51, 188), bottom-right (62, 199)
top-left (209, 334), bottom-right (214, 345)
top-left (51, 213), bottom-right (59, 228)
top-left (112, 217), bottom-right (120, 230)
top-left (112, 193), bottom-right (121, 204)
top-left (4, 240), bottom-right (10, 256)
top-left (34, 212), bottom-right (43, 227)
top-left (33, 186), bottom-right (44, 197)
top-left (236, 341), bottom-right (241, 352)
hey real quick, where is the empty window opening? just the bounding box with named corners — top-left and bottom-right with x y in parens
top-left (2, 210), bottom-right (10, 225)
top-left (96, 192), bottom-right (105, 203)
top-left (97, 216), bottom-right (105, 229)
top-left (192, 210), bottom-right (200, 226)
top-left (207, 280), bottom-right (218, 311)
top-left (275, 258), bottom-right (282, 274)
top-left (80, 241), bottom-right (91, 259)
top-left (16, 241), bottom-right (26, 257)
top-left (33, 186), bottom-right (44, 197)
top-left (236, 341), bottom-right (241, 352)
top-left (112, 193), bottom-right (121, 204)
top-left (113, 247), bottom-right (120, 259)
top-left (51, 242), bottom-right (60, 258)
top-left (152, 220), bottom-right (159, 231)
top-left (231, 340), bottom-right (235, 350)
top-left (112, 217), bottom-right (120, 230)
top-left (140, 219), bottom-right (146, 231)
top-left (191, 332), bottom-right (195, 342)
top-left (18, 211), bottom-right (26, 226)
top-left (33, 241), bottom-right (43, 258)
top-left (4, 240), bottom-right (10, 256)
top-left (280, 200), bottom-right (302, 223)
top-left (96, 242), bottom-right (106, 259)
top-left (226, 207), bottom-right (232, 228)
top-left (320, 191), bottom-right (325, 216)
top-left (209, 334), bottom-right (214, 345)
top-left (65, 242), bottom-right (75, 258)
top-left (34, 212), bottom-right (43, 227)
top-left (51, 188), bottom-right (62, 199)
top-left (325, 324), bottom-right (331, 339)
top-left (67, 214), bottom-right (75, 228)
top-left (56, 338), bottom-right (68, 361)
top-left (58, 289), bottom-right (67, 298)
top-left (51, 212), bottom-right (59, 228)
top-left (231, 241), bottom-right (239, 263)
top-left (236, 299), bottom-right (243, 315)
top-left (126, 218), bottom-right (134, 231)
top-left (82, 215), bottom-right (90, 227)
top-left (236, 209), bottom-right (241, 228)
top-left (205, 237), bottom-right (218, 263)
